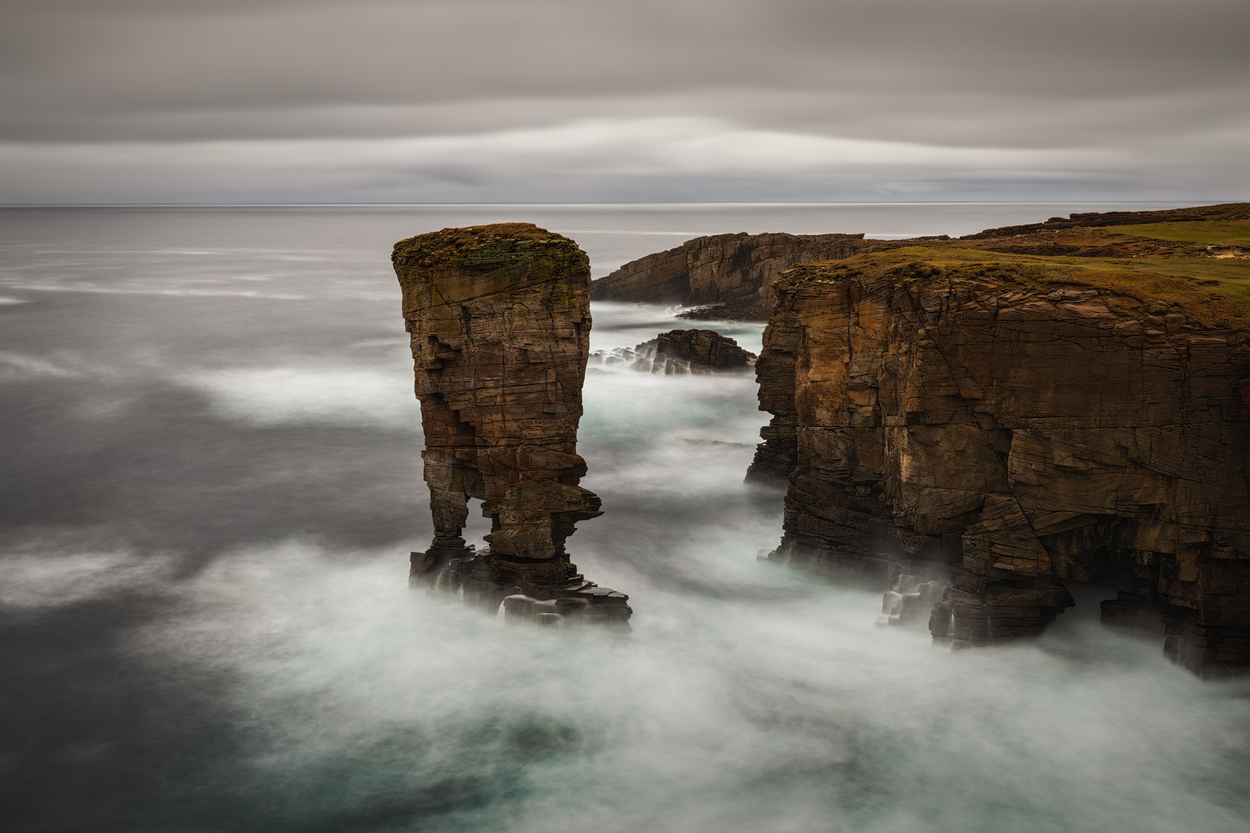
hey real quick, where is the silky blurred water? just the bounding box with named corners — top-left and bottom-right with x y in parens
top-left (2, 204), bottom-right (1247, 833)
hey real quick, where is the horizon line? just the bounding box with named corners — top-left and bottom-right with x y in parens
top-left (0, 199), bottom-right (1226, 210)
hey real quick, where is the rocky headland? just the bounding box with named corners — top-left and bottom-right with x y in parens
top-left (590, 203), bottom-right (1250, 323)
top-left (748, 204), bottom-right (1250, 675)
top-left (393, 223), bottom-right (631, 626)
top-left (590, 232), bottom-right (884, 320)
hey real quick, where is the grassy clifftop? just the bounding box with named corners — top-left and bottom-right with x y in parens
top-left (783, 205), bottom-right (1250, 336)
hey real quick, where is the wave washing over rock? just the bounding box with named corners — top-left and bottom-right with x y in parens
top-left (746, 204), bottom-right (1250, 676)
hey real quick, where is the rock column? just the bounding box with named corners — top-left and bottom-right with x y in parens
top-left (394, 223), bottom-right (630, 625)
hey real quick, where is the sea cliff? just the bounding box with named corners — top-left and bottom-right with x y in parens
top-left (748, 205), bottom-right (1250, 675)
top-left (590, 232), bottom-right (882, 320)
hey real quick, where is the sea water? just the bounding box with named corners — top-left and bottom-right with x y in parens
top-left (2, 204), bottom-right (1247, 832)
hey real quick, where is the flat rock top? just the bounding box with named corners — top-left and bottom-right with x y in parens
top-left (393, 222), bottom-right (589, 275)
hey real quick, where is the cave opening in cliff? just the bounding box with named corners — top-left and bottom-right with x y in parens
top-left (1049, 547), bottom-right (1138, 634)
top-left (463, 497), bottom-right (492, 552)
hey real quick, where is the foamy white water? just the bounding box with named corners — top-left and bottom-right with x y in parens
top-left (2, 204), bottom-right (1246, 832)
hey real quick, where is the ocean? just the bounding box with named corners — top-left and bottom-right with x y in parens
top-left (2, 204), bottom-right (1248, 832)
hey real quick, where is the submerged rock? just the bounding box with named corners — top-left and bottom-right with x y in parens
top-left (393, 223), bottom-right (631, 626)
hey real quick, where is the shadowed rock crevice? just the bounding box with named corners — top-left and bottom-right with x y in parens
top-left (394, 223), bottom-right (631, 626)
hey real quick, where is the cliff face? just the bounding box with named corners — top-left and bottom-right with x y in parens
top-left (750, 230), bottom-right (1250, 675)
top-left (393, 223), bottom-right (630, 625)
top-left (590, 232), bottom-right (878, 320)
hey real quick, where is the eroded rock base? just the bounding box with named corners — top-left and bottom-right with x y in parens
top-left (410, 547), bottom-right (632, 626)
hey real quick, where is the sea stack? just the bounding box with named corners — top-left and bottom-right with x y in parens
top-left (393, 223), bottom-right (630, 626)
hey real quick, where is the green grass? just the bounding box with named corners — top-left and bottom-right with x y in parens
top-left (1100, 221), bottom-right (1250, 246)
top-left (789, 226), bottom-right (1250, 338)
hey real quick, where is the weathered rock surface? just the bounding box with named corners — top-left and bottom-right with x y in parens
top-left (394, 223), bottom-right (630, 626)
top-left (590, 232), bottom-right (879, 320)
top-left (750, 245), bottom-right (1250, 676)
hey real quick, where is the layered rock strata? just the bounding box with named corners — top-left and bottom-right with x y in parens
top-left (751, 253), bottom-right (1250, 675)
top-left (393, 223), bottom-right (630, 626)
top-left (590, 232), bottom-right (879, 320)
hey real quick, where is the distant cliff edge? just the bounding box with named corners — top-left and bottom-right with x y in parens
top-left (590, 203), bottom-right (1250, 322)
top-left (590, 232), bottom-right (892, 320)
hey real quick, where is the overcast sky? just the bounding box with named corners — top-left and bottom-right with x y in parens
top-left (2, 0), bottom-right (1247, 204)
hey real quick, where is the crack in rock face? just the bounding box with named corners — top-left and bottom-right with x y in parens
top-left (393, 223), bottom-right (630, 627)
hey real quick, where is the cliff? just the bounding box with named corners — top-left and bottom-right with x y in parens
top-left (749, 207), bottom-right (1250, 675)
top-left (393, 223), bottom-right (631, 626)
top-left (590, 232), bottom-right (881, 320)
top-left (591, 204), bottom-right (1250, 323)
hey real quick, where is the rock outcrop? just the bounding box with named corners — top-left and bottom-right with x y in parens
top-left (590, 329), bottom-right (756, 375)
top-left (590, 232), bottom-right (879, 320)
top-left (394, 223), bottom-right (630, 626)
top-left (750, 226), bottom-right (1250, 675)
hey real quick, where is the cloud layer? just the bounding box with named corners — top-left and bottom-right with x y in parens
top-left (3, 0), bottom-right (1248, 202)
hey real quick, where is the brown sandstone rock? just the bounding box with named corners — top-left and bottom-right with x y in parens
top-left (751, 256), bottom-right (1250, 675)
top-left (590, 232), bottom-right (879, 320)
top-left (393, 223), bottom-right (630, 626)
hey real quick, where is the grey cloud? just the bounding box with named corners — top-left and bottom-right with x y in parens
top-left (5, 0), bottom-right (1248, 129)
top-left (0, 0), bottom-right (1247, 202)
